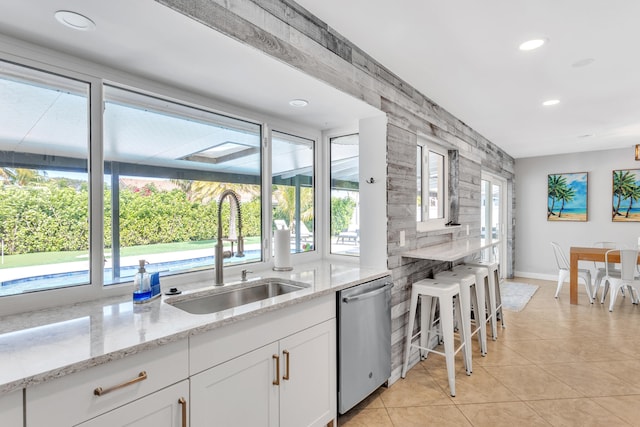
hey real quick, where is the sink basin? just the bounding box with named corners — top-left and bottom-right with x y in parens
top-left (167, 278), bottom-right (309, 315)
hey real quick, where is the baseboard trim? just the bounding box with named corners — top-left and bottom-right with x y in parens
top-left (514, 271), bottom-right (558, 282)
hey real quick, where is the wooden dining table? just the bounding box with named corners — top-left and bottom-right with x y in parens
top-left (569, 247), bottom-right (640, 304)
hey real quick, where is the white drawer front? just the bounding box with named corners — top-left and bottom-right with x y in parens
top-left (27, 340), bottom-right (188, 427)
top-left (190, 293), bottom-right (335, 374)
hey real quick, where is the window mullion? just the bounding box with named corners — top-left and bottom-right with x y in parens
top-left (89, 80), bottom-right (105, 291)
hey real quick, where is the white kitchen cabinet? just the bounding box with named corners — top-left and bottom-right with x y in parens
top-left (77, 380), bottom-right (188, 427)
top-left (190, 294), bottom-right (336, 427)
top-left (26, 340), bottom-right (188, 427)
top-left (0, 389), bottom-right (23, 426)
top-left (191, 342), bottom-right (279, 427)
top-left (191, 320), bottom-right (335, 427)
top-left (279, 319), bottom-right (335, 427)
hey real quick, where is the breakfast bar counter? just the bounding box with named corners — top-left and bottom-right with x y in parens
top-left (402, 238), bottom-right (500, 262)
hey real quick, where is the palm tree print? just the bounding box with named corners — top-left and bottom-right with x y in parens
top-left (548, 173), bottom-right (587, 221)
top-left (557, 185), bottom-right (576, 218)
top-left (548, 174), bottom-right (569, 218)
top-left (612, 169), bottom-right (640, 220)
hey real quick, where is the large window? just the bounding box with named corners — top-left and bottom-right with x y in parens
top-left (271, 131), bottom-right (315, 254)
top-left (0, 61), bottom-right (90, 296)
top-left (103, 86), bottom-right (262, 284)
top-left (417, 138), bottom-right (448, 229)
top-left (0, 58), bottom-right (324, 303)
top-left (330, 134), bottom-right (359, 256)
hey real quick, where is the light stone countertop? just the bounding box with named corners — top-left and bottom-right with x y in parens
top-left (0, 260), bottom-right (390, 395)
top-left (402, 238), bottom-right (500, 262)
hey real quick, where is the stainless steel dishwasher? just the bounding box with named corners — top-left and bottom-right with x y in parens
top-left (337, 275), bottom-right (392, 414)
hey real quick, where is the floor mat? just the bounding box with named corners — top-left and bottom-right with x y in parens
top-left (500, 281), bottom-right (539, 311)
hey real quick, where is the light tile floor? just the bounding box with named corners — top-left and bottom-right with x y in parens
top-left (338, 277), bottom-right (640, 427)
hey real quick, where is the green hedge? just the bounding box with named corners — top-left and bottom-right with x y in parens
top-left (0, 183), bottom-right (262, 255)
top-left (330, 196), bottom-right (356, 236)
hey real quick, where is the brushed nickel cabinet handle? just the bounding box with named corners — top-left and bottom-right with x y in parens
top-left (283, 350), bottom-right (290, 381)
top-left (272, 354), bottom-right (280, 385)
top-left (179, 397), bottom-right (187, 427)
top-left (93, 371), bottom-right (148, 396)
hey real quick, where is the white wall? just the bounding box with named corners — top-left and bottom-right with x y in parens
top-left (359, 115), bottom-right (388, 268)
top-left (515, 147), bottom-right (640, 280)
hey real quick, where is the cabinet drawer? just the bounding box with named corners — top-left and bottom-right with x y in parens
top-left (27, 340), bottom-right (188, 427)
top-left (190, 293), bottom-right (335, 374)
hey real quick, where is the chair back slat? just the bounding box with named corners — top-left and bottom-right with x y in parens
top-left (620, 249), bottom-right (639, 281)
top-left (551, 242), bottom-right (569, 270)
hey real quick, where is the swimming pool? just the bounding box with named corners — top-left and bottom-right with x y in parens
top-left (0, 250), bottom-right (262, 295)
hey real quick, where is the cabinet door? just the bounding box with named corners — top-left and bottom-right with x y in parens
top-left (76, 380), bottom-right (188, 427)
top-left (279, 319), bottom-right (336, 427)
top-left (0, 389), bottom-right (22, 426)
top-left (190, 342), bottom-right (279, 427)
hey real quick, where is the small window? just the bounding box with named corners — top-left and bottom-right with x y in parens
top-left (417, 138), bottom-right (449, 230)
top-left (330, 134), bottom-right (359, 256)
top-left (271, 131), bottom-right (315, 253)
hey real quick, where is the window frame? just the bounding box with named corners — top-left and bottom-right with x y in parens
top-left (416, 137), bottom-right (449, 232)
top-left (270, 129), bottom-right (317, 256)
top-left (327, 132), bottom-right (360, 258)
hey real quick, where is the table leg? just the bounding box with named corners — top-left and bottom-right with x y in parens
top-left (569, 252), bottom-right (578, 305)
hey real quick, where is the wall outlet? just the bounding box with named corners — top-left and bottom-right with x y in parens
top-left (400, 230), bottom-right (405, 247)
top-left (466, 224), bottom-right (469, 236)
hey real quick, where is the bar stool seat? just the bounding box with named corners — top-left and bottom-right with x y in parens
top-left (435, 270), bottom-right (487, 356)
top-left (465, 260), bottom-right (504, 339)
top-left (401, 279), bottom-right (471, 397)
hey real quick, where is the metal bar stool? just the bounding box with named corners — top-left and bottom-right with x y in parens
top-left (401, 279), bottom-right (471, 397)
top-left (465, 260), bottom-right (504, 339)
top-left (435, 269), bottom-right (487, 356)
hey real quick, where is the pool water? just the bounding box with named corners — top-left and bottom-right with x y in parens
top-left (0, 251), bottom-right (261, 295)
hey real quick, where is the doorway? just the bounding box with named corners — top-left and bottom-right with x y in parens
top-left (481, 172), bottom-right (507, 279)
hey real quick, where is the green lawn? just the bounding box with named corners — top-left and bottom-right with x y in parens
top-left (0, 237), bottom-right (261, 269)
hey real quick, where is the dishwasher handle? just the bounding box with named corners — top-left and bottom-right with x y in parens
top-left (342, 282), bottom-right (392, 303)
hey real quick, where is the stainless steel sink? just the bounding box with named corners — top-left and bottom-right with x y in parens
top-left (167, 278), bottom-right (309, 315)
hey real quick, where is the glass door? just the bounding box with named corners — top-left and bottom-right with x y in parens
top-left (481, 172), bottom-right (507, 279)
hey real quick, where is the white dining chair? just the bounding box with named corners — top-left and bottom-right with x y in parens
top-left (601, 249), bottom-right (640, 311)
top-left (592, 241), bottom-right (621, 301)
top-left (550, 242), bottom-right (593, 302)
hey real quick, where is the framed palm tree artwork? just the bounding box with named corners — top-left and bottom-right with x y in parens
top-left (547, 172), bottom-right (588, 221)
top-left (612, 169), bottom-right (640, 222)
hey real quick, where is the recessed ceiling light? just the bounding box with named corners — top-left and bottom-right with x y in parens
top-left (542, 99), bottom-right (560, 106)
top-left (289, 99), bottom-right (309, 107)
top-left (54, 10), bottom-right (96, 31)
top-left (519, 38), bottom-right (546, 51)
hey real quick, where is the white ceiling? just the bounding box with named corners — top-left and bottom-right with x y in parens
top-left (0, 0), bottom-right (639, 159)
top-left (294, 0), bottom-right (640, 159)
top-left (0, 0), bottom-right (379, 133)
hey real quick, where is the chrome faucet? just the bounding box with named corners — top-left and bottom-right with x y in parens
top-left (215, 190), bottom-right (245, 285)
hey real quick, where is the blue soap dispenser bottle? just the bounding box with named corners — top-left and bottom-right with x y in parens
top-left (133, 259), bottom-right (151, 303)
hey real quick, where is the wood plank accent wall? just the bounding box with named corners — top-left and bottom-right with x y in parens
top-left (156, 0), bottom-right (516, 384)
